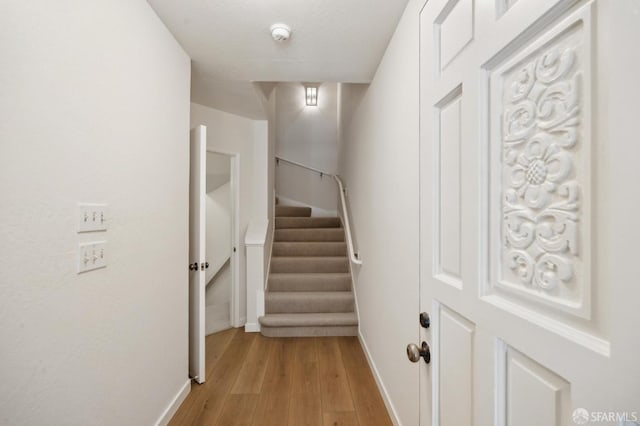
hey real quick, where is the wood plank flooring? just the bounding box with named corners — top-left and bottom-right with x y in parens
top-left (169, 328), bottom-right (393, 426)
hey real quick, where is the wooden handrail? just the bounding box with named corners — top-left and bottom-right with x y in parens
top-left (275, 156), bottom-right (362, 265)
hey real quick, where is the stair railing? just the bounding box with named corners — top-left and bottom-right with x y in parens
top-left (275, 156), bottom-right (362, 265)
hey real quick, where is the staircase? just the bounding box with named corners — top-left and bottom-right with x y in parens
top-left (258, 205), bottom-right (358, 337)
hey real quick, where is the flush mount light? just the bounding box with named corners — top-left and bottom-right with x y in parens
top-left (270, 23), bottom-right (291, 42)
top-left (305, 86), bottom-right (318, 106)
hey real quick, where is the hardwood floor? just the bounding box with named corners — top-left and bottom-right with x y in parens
top-left (169, 328), bottom-right (393, 426)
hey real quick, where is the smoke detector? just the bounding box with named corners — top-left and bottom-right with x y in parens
top-left (270, 24), bottom-right (292, 42)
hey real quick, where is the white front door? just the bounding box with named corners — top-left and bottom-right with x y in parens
top-left (189, 125), bottom-right (207, 384)
top-left (419, 0), bottom-right (640, 425)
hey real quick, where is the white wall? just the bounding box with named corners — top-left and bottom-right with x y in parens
top-left (338, 83), bottom-right (369, 173)
top-left (276, 83), bottom-right (339, 173)
top-left (206, 151), bottom-right (231, 192)
top-left (0, 1), bottom-right (191, 425)
top-left (253, 84), bottom-right (277, 299)
top-left (338, 1), bottom-right (421, 424)
top-left (205, 260), bottom-right (231, 335)
top-left (275, 83), bottom-right (339, 212)
top-left (205, 153), bottom-right (232, 283)
top-left (253, 82), bottom-right (277, 227)
top-left (204, 177), bottom-right (232, 335)
top-left (190, 103), bottom-right (269, 325)
top-left (205, 182), bottom-right (231, 283)
top-left (252, 123), bottom-right (270, 222)
top-left (275, 165), bottom-right (338, 215)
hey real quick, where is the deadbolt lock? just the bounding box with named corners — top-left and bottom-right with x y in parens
top-left (420, 312), bottom-right (430, 329)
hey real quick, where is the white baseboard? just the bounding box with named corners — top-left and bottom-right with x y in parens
top-left (358, 333), bottom-right (401, 426)
top-left (245, 322), bottom-right (260, 332)
top-left (155, 379), bottom-right (191, 426)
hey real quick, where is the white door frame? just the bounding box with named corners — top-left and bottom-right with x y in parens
top-left (206, 149), bottom-right (242, 328)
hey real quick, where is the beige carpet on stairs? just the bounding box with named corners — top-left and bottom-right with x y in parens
top-left (258, 205), bottom-right (358, 337)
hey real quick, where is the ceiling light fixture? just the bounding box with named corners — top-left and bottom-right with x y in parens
top-left (305, 86), bottom-right (318, 106)
top-left (270, 24), bottom-right (291, 42)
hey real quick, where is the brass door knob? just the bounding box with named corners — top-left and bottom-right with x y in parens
top-left (406, 342), bottom-right (431, 363)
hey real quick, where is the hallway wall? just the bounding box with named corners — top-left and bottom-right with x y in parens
top-left (205, 155), bottom-right (232, 283)
top-left (338, 0), bottom-right (423, 424)
top-left (275, 83), bottom-right (339, 213)
top-left (205, 260), bottom-right (231, 335)
top-left (0, 1), bottom-right (191, 425)
top-left (253, 82), bottom-right (277, 223)
top-left (204, 181), bottom-right (232, 335)
top-left (276, 83), bottom-right (339, 174)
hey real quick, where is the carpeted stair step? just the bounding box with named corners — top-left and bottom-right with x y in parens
top-left (275, 205), bottom-right (312, 217)
top-left (259, 312), bottom-right (358, 337)
top-left (270, 256), bottom-right (349, 273)
top-left (268, 273), bottom-right (352, 292)
top-left (275, 228), bottom-right (345, 242)
top-left (272, 242), bottom-right (347, 257)
top-left (275, 217), bottom-right (341, 229)
top-left (261, 205), bottom-right (358, 338)
top-left (265, 291), bottom-right (354, 314)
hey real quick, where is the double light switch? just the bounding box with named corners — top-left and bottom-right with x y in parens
top-left (77, 203), bottom-right (108, 274)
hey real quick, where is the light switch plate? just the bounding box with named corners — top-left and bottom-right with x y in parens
top-left (77, 241), bottom-right (107, 273)
top-left (77, 203), bottom-right (108, 232)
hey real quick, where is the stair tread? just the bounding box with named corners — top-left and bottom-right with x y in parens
top-left (275, 228), bottom-right (345, 242)
top-left (259, 312), bottom-right (358, 327)
top-left (273, 241), bottom-right (347, 245)
top-left (275, 205), bottom-right (312, 217)
top-left (269, 272), bottom-right (351, 278)
top-left (265, 291), bottom-right (354, 314)
top-left (276, 227), bottom-right (343, 231)
top-left (276, 217), bottom-right (342, 229)
top-left (270, 256), bottom-right (349, 273)
top-left (271, 256), bottom-right (348, 261)
top-left (268, 273), bottom-right (351, 292)
top-left (272, 241), bottom-right (347, 257)
top-left (266, 291), bottom-right (354, 299)
top-left (272, 242), bottom-right (347, 245)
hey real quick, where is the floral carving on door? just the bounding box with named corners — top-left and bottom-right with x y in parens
top-left (487, 16), bottom-right (592, 317)
top-left (502, 45), bottom-right (581, 292)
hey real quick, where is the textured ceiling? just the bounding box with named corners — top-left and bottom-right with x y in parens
top-left (147, 0), bottom-right (409, 118)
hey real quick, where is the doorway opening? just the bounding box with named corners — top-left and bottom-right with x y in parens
top-left (204, 150), bottom-right (241, 334)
